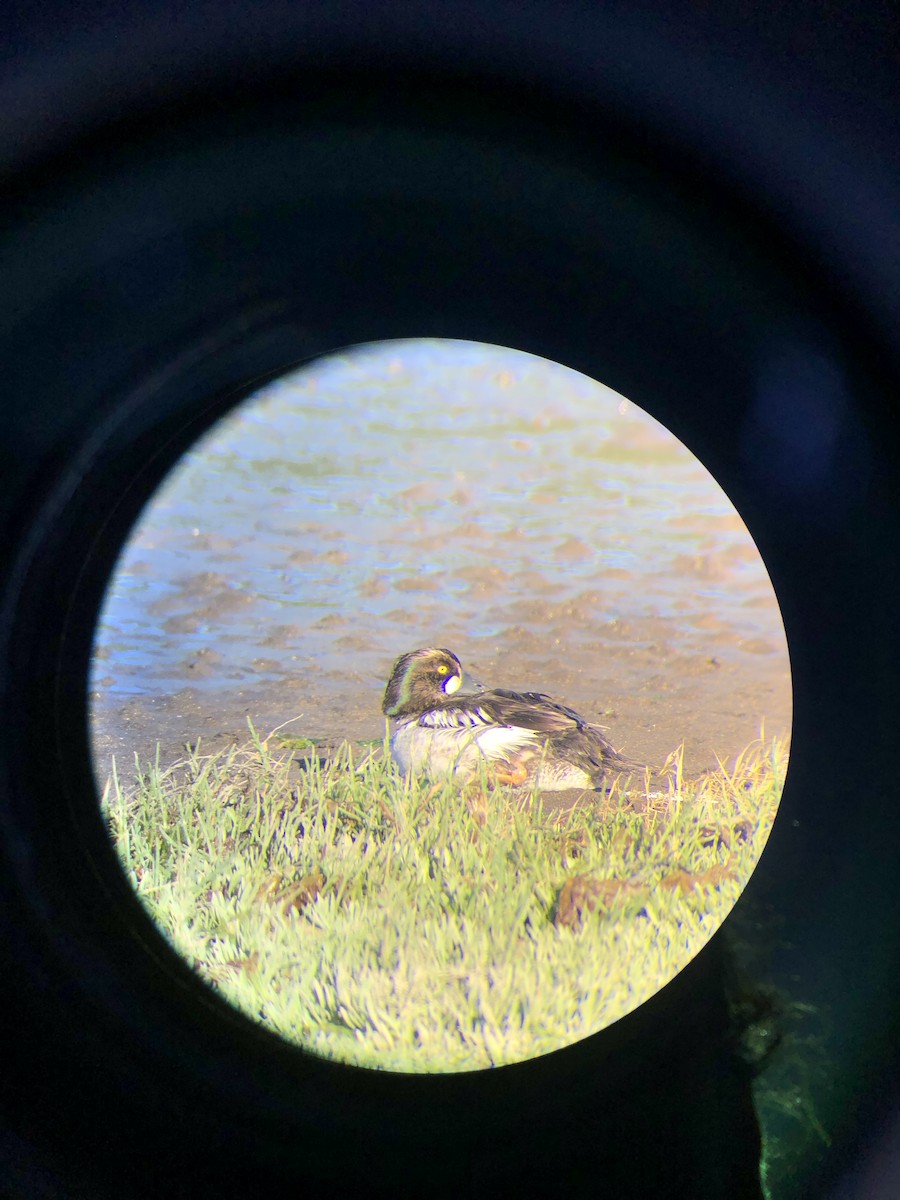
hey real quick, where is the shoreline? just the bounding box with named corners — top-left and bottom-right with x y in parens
top-left (91, 612), bottom-right (792, 785)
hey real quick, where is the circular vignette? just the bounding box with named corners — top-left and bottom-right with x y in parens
top-left (89, 336), bottom-right (792, 1071)
top-left (0, 78), bottom-right (897, 1197)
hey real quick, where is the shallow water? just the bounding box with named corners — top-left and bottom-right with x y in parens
top-left (90, 339), bottom-right (791, 769)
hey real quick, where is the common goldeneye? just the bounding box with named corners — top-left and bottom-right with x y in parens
top-left (381, 646), bottom-right (642, 791)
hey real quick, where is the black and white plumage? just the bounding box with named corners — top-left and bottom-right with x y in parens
top-left (381, 647), bottom-right (642, 791)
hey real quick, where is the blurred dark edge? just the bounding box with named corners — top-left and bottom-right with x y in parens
top-left (0, 3), bottom-right (898, 1198)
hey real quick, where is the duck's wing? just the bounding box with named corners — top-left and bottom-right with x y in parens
top-left (413, 691), bottom-right (576, 733)
top-left (476, 689), bottom-right (596, 734)
top-left (410, 690), bottom-right (641, 778)
top-left (415, 702), bottom-right (500, 731)
top-left (482, 689), bottom-right (642, 771)
top-left (415, 688), bottom-right (637, 755)
top-left (412, 699), bottom-right (540, 763)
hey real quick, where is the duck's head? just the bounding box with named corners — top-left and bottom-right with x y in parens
top-left (382, 647), bottom-right (484, 718)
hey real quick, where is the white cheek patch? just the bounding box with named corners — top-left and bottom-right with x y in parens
top-left (443, 674), bottom-right (462, 695)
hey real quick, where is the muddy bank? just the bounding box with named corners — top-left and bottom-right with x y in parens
top-left (91, 601), bottom-right (791, 788)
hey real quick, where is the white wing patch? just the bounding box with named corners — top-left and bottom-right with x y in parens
top-left (471, 724), bottom-right (538, 761)
top-left (418, 706), bottom-right (497, 730)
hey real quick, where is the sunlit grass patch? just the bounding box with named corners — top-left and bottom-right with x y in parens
top-left (102, 729), bottom-right (787, 1072)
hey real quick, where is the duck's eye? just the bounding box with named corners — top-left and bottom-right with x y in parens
top-left (435, 664), bottom-right (449, 676)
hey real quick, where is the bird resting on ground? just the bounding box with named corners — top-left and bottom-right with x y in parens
top-left (382, 646), bottom-right (643, 791)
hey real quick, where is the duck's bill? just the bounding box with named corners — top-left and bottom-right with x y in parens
top-left (445, 670), bottom-right (485, 697)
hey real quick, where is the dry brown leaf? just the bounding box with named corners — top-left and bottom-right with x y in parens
top-left (659, 863), bottom-right (737, 894)
top-left (556, 874), bottom-right (650, 929)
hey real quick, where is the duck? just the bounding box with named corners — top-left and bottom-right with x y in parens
top-left (381, 646), bottom-right (643, 791)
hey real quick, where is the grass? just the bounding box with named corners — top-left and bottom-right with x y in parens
top-left (101, 728), bottom-right (787, 1073)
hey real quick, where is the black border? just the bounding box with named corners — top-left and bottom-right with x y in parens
top-left (1, 22), bottom-right (898, 1199)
